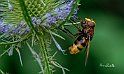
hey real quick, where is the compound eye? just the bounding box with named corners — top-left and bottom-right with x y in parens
top-left (88, 22), bottom-right (95, 27)
top-left (85, 18), bottom-right (96, 27)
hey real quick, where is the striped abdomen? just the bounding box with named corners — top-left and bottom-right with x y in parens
top-left (69, 36), bottom-right (88, 54)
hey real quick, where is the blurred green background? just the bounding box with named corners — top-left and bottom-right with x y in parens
top-left (1, 0), bottom-right (124, 74)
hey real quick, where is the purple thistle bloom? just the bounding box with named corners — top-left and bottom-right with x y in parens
top-left (25, 27), bottom-right (30, 33)
top-left (18, 28), bottom-right (27, 35)
top-left (0, 0), bottom-right (78, 35)
top-left (32, 17), bottom-right (37, 23)
top-left (19, 21), bottom-right (26, 27)
top-left (12, 27), bottom-right (19, 34)
top-left (31, 16), bottom-right (42, 26)
top-left (36, 19), bottom-right (41, 25)
top-left (44, 0), bottom-right (77, 26)
top-left (0, 20), bottom-right (3, 33)
top-left (2, 25), bottom-right (11, 33)
top-left (46, 13), bottom-right (57, 23)
top-left (0, 21), bottom-right (11, 33)
top-left (55, 2), bottom-right (73, 20)
top-left (12, 27), bottom-right (30, 35)
top-left (0, 16), bottom-right (43, 35)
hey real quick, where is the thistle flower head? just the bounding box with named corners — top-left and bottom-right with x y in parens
top-left (0, 0), bottom-right (80, 74)
top-left (0, 0), bottom-right (78, 35)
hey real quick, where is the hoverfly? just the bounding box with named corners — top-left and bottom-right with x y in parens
top-left (60, 18), bottom-right (96, 66)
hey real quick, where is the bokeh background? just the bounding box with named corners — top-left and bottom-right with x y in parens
top-left (0, 0), bottom-right (124, 74)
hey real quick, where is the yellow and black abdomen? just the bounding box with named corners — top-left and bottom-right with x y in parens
top-left (69, 36), bottom-right (87, 54)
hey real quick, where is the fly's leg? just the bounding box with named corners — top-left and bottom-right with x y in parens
top-left (70, 17), bottom-right (86, 30)
top-left (59, 27), bottom-right (81, 38)
top-left (64, 28), bottom-right (82, 37)
top-left (69, 19), bottom-right (82, 32)
top-left (78, 18), bottom-right (85, 28)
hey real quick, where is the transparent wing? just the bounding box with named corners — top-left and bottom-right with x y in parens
top-left (85, 36), bottom-right (90, 66)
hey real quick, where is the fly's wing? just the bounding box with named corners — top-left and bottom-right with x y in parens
top-left (84, 36), bottom-right (90, 66)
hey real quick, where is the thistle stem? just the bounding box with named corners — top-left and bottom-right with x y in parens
top-left (37, 35), bottom-right (52, 74)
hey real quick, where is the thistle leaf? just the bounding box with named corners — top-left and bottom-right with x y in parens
top-left (49, 30), bottom-right (65, 40)
top-left (16, 48), bottom-right (23, 66)
top-left (50, 33), bottom-right (65, 54)
top-left (26, 42), bottom-right (44, 73)
top-left (0, 69), bottom-right (5, 74)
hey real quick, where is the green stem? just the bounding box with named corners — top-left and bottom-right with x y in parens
top-left (19, 0), bottom-right (39, 34)
top-left (19, 0), bottom-right (52, 73)
top-left (37, 35), bottom-right (52, 74)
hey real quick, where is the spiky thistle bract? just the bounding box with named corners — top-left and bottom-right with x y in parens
top-left (0, 0), bottom-right (81, 74)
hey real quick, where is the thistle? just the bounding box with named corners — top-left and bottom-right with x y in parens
top-left (0, 0), bottom-right (80, 74)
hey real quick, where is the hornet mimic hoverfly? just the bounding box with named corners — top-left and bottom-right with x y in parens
top-left (60, 18), bottom-right (96, 66)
